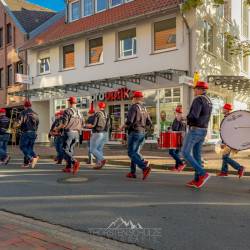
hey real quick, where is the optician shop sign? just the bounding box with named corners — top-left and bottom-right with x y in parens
top-left (91, 88), bottom-right (132, 102)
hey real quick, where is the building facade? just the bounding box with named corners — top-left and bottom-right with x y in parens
top-left (17, 0), bottom-right (250, 143)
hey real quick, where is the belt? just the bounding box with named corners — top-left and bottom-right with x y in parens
top-left (190, 126), bottom-right (207, 130)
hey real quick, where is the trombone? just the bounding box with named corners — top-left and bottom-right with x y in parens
top-left (7, 108), bottom-right (21, 134)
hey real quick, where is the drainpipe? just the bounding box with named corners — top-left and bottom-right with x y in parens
top-left (180, 4), bottom-right (192, 76)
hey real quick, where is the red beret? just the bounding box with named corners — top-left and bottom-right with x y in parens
top-left (68, 96), bottom-right (77, 104)
top-left (223, 103), bottom-right (233, 111)
top-left (24, 100), bottom-right (32, 107)
top-left (175, 107), bottom-right (183, 113)
top-left (98, 102), bottom-right (106, 109)
top-left (133, 91), bottom-right (144, 98)
top-left (195, 81), bottom-right (209, 90)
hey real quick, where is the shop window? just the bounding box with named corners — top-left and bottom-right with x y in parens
top-left (124, 104), bottom-right (131, 118)
top-left (109, 105), bottom-right (121, 130)
top-left (0, 68), bottom-right (3, 89)
top-left (83, 0), bottom-right (94, 16)
top-left (203, 20), bottom-right (214, 53)
top-left (118, 28), bottom-right (136, 58)
top-left (96, 0), bottom-right (107, 12)
top-left (55, 99), bottom-right (67, 111)
top-left (6, 23), bottom-right (12, 44)
top-left (7, 65), bottom-right (12, 85)
top-left (39, 57), bottom-right (50, 74)
top-left (63, 44), bottom-right (75, 69)
top-left (0, 28), bottom-right (3, 48)
top-left (164, 87), bottom-right (181, 103)
top-left (88, 37), bottom-right (103, 64)
top-left (154, 18), bottom-right (176, 51)
top-left (76, 97), bottom-right (88, 109)
top-left (16, 61), bottom-right (24, 74)
top-left (70, 0), bottom-right (81, 21)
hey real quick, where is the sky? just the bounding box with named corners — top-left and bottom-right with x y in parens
top-left (27, 0), bottom-right (65, 11)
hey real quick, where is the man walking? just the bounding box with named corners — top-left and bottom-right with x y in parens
top-left (56, 97), bottom-right (84, 174)
top-left (86, 108), bottom-right (95, 164)
top-left (87, 102), bottom-right (109, 170)
top-left (124, 91), bottom-right (152, 180)
top-left (217, 103), bottom-right (245, 178)
top-left (50, 111), bottom-right (64, 164)
top-left (182, 81), bottom-right (213, 188)
top-left (0, 108), bottom-right (10, 165)
top-left (19, 100), bottom-right (39, 168)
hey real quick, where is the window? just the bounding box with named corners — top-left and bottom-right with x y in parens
top-left (6, 23), bottom-right (12, 44)
top-left (164, 87), bottom-right (181, 103)
top-left (63, 44), bottom-right (75, 69)
top-left (118, 28), bottom-right (136, 58)
top-left (83, 0), bottom-right (94, 16)
top-left (154, 18), bottom-right (176, 51)
top-left (242, 0), bottom-right (249, 38)
top-left (221, 34), bottom-right (231, 62)
top-left (7, 65), bottom-right (12, 85)
top-left (110, 0), bottom-right (122, 7)
top-left (0, 28), bottom-right (3, 48)
top-left (96, 0), bottom-right (106, 12)
top-left (0, 68), bottom-right (3, 89)
top-left (88, 37), bottom-right (103, 64)
top-left (39, 57), bottom-right (50, 74)
top-left (203, 20), bottom-right (214, 53)
top-left (55, 99), bottom-right (67, 111)
top-left (16, 61), bottom-right (24, 74)
top-left (70, 0), bottom-right (80, 21)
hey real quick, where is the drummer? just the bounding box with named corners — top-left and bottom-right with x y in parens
top-left (217, 103), bottom-right (245, 178)
top-left (169, 106), bottom-right (186, 171)
top-left (86, 107), bottom-right (95, 164)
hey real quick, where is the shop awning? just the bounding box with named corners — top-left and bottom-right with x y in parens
top-left (8, 69), bottom-right (188, 98)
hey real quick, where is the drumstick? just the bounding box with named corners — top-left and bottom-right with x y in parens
top-left (234, 126), bottom-right (250, 129)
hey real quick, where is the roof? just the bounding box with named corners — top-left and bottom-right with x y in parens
top-left (3, 0), bottom-right (56, 33)
top-left (21, 0), bottom-right (181, 50)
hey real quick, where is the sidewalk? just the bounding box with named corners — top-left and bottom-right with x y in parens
top-left (0, 211), bottom-right (142, 250)
top-left (8, 143), bottom-right (250, 174)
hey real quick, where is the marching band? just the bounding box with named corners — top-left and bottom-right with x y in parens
top-left (0, 80), bottom-right (249, 189)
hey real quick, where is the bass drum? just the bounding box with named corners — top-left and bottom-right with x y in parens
top-left (220, 110), bottom-right (250, 151)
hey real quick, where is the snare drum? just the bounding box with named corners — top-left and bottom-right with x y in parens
top-left (82, 129), bottom-right (92, 141)
top-left (159, 131), bottom-right (182, 149)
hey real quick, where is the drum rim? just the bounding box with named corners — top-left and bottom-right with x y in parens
top-left (220, 110), bottom-right (250, 151)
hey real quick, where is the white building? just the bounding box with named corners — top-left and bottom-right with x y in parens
top-left (14, 0), bottom-right (249, 143)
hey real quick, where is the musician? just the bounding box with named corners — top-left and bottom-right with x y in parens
top-left (123, 91), bottom-right (152, 180)
top-left (182, 81), bottom-right (213, 188)
top-left (0, 108), bottom-right (10, 165)
top-left (55, 97), bottom-right (84, 174)
top-left (217, 103), bottom-right (245, 178)
top-left (18, 100), bottom-right (39, 168)
top-left (160, 111), bottom-right (170, 132)
top-left (86, 108), bottom-right (95, 164)
top-left (50, 111), bottom-right (64, 164)
top-left (87, 102), bottom-right (109, 170)
top-left (169, 106), bottom-right (186, 171)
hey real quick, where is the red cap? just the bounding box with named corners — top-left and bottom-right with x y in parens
top-left (175, 107), bottom-right (183, 113)
top-left (24, 100), bottom-right (32, 107)
top-left (195, 81), bottom-right (209, 89)
top-left (0, 108), bottom-right (6, 113)
top-left (68, 96), bottom-right (77, 104)
top-left (223, 103), bottom-right (233, 111)
top-left (98, 102), bottom-right (106, 109)
top-left (133, 91), bottom-right (144, 98)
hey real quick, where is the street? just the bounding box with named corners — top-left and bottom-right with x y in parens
top-left (0, 157), bottom-right (250, 250)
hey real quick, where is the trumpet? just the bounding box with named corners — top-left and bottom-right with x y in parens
top-left (7, 108), bottom-right (21, 134)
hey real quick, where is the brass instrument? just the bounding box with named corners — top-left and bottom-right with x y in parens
top-left (7, 108), bottom-right (21, 134)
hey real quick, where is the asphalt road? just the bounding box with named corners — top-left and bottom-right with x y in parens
top-left (1, 158), bottom-right (250, 250)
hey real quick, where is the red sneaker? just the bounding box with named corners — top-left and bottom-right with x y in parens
top-left (126, 173), bottom-right (137, 178)
top-left (238, 167), bottom-right (245, 179)
top-left (195, 173), bottom-right (210, 188)
top-left (101, 159), bottom-right (107, 167)
top-left (217, 172), bottom-right (228, 177)
top-left (178, 163), bottom-right (186, 172)
top-left (186, 180), bottom-right (197, 188)
top-left (62, 167), bottom-right (71, 173)
top-left (170, 167), bottom-right (178, 171)
top-left (73, 161), bottom-right (80, 175)
top-left (142, 167), bottom-right (151, 180)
